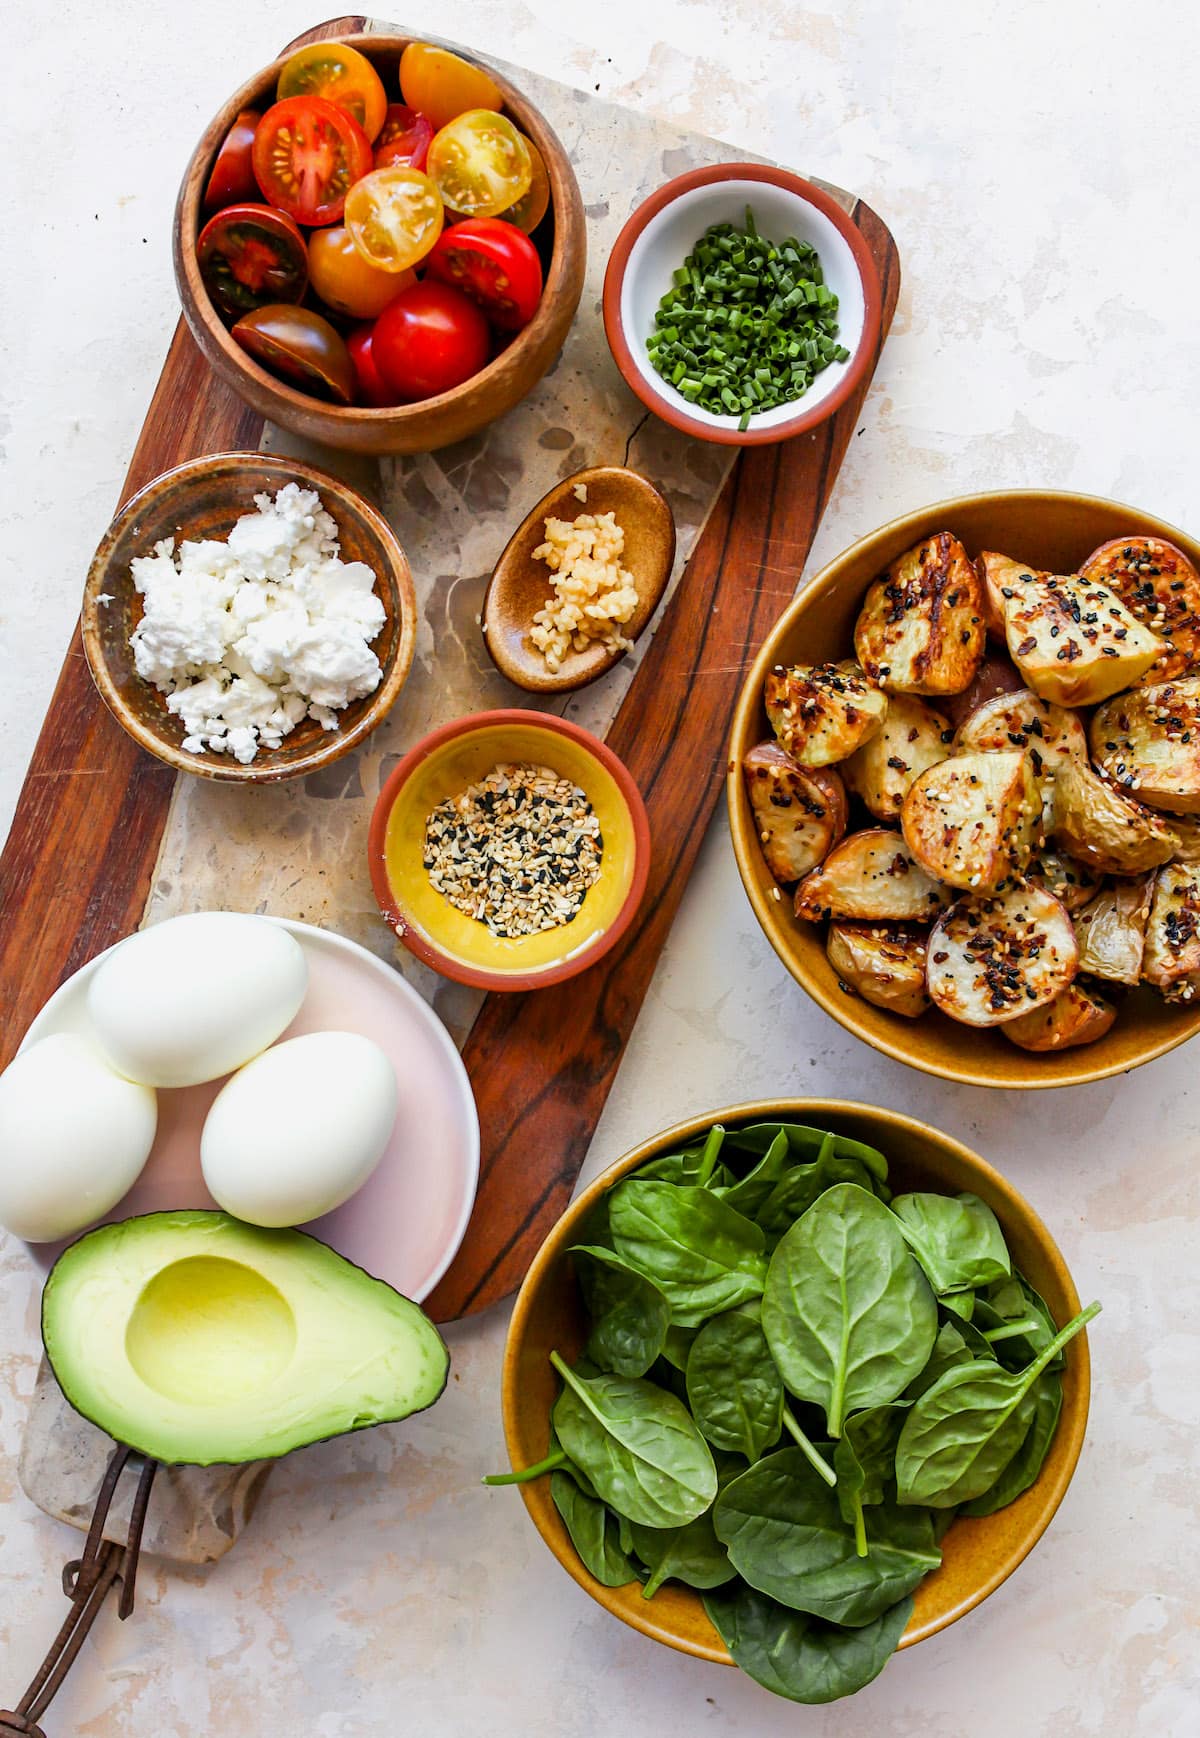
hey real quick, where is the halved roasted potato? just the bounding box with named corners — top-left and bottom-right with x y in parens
top-left (794, 830), bottom-right (952, 924)
top-left (1079, 536), bottom-right (1200, 684)
top-left (1051, 757), bottom-right (1179, 875)
top-left (901, 750), bottom-right (1041, 891)
top-left (1025, 845), bottom-right (1101, 913)
top-left (1090, 678), bottom-right (1200, 814)
top-left (827, 924), bottom-right (930, 1019)
top-left (1074, 878), bottom-right (1153, 985)
top-left (926, 883), bottom-right (1079, 1027)
top-left (854, 532), bottom-right (986, 696)
top-left (1142, 863), bottom-right (1200, 1003)
top-left (764, 661), bottom-right (888, 768)
top-left (942, 651), bottom-right (1026, 729)
top-left (742, 743), bottom-right (849, 883)
top-left (1166, 815), bottom-right (1200, 863)
top-left (1002, 982), bottom-right (1116, 1052)
top-left (1000, 569), bottom-right (1162, 706)
top-left (955, 689), bottom-right (1087, 784)
top-left (976, 552), bottom-right (1043, 641)
top-left (843, 693), bottom-right (953, 821)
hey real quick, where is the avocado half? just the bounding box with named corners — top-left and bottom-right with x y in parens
top-left (41, 1210), bottom-right (450, 1466)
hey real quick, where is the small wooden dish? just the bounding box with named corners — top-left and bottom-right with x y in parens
top-left (83, 452), bottom-right (416, 783)
top-left (482, 467), bottom-right (676, 693)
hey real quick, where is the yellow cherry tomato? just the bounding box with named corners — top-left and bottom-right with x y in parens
top-left (427, 110), bottom-right (531, 219)
top-left (344, 166), bottom-right (445, 272)
top-left (308, 226), bottom-right (414, 318)
top-left (500, 135), bottom-right (550, 233)
top-left (398, 42), bottom-right (504, 131)
top-left (277, 41), bottom-right (388, 142)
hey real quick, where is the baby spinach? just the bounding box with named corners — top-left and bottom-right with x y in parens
top-left (960, 1371), bottom-right (1063, 1517)
top-left (891, 1191), bottom-right (1011, 1296)
top-left (718, 1129), bottom-right (793, 1218)
top-left (974, 1275), bottom-right (1061, 1370)
top-left (685, 1304), bottom-right (783, 1464)
top-left (704, 1583), bottom-right (913, 1704)
top-left (609, 1181), bottom-right (767, 1326)
top-left (551, 1471), bottom-right (638, 1587)
top-left (570, 1245), bottom-right (670, 1378)
top-left (659, 1324), bottom-right (699, 1372)
top-left (628, 1511), bottom-right (736, 1599)
top-left (755, 1135), bottom-right (890, 1247)
top-left (833, 1404), bottom-right (907, 1557)
top-left (941, 1289), bottom-right (976, 1323)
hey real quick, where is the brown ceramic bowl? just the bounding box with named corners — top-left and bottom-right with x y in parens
top-left (500, 1098), bottom-right (1092, 1665)
top-left (83, 452), bottom-right (416, 782)
top-left (174, 34), bottom-right (586, 455)
top-left (728, 490), bottom-right (1200, 1088)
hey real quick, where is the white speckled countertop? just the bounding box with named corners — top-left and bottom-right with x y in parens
top-left (2, 2), bottom-right (1198, 1732)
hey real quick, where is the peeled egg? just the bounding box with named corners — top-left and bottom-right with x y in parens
top-left (200, 1030), bottom-right (397, 1227)
top-left (0, 1034), bottom-right (157, 1241)
top-left (87, 912), bottom-right (308, 1088)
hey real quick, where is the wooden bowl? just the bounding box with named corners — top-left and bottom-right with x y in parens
top-left (500, 1099), bottom-right (1092, 1664)
top-left (83, 452), bottom-right (416, 782)
top-left (174, 34), bottom-right (587, 454)
top-left (728, 490), bottom-right (1200, 1088)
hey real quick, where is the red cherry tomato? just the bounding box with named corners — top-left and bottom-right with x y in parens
top-left (374, 103), bottom-right (434, 172)
top-left (372, 282), bottom-right (491, 400)
top-left (347, 325), bottom-right (394, 407)
top-left (203, 110), bottom-right (262, 212)
top-left (252, 97), bottom-right (373, 226)
top-left (197, 204), bottom-right (308, 317)
top-left (426, 217), bottom-right (543, 331)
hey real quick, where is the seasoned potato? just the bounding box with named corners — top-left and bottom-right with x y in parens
top-left (942, 651), bottom-right (1026, 729)
top-left (954, 689), bottom-right (1087, 784)
top-left (1079, 536), bottom-right (1200, 684)
top-left (764, 661), bottom-right (888, 768)
top-left (1025, 845), bottom-right (1101, 913)
top-left (742, 743), bottom-right (849, 883)
top-left (827, 924), bottom-right (930, 1019)
top-left (1000, 569), bottom-right (1162, 706)
top-left (1002, 982), bottom-right (1116, 1052)
top-left (1143, 863), bottom-right (1200, 1003)
top-left (901, 750), bottom-right (1041, 891)
top-left (854, 533), bottom-right (986, 696)
top-left (794, 830), bottom-right (953, 924)
top-left (843, 694), bottom-right (953, 822)
top-left (1166, 814), bottom-right (1200, 864)
top-left (1051, 757), bottom-right (1179, 875)
top-left (926, 883), bottom-right (1079, 1027)
top-left (1074, 878), bottom-right (1153, 985)
top-left (1090, 678), bottom-right (1200, 814)
top-left (976, 552), bottom-right (1043, 641)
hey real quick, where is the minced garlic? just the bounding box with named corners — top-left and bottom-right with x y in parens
top-left (529, 510), bottom-right (639, 674)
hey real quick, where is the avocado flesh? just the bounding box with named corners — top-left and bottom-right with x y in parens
top-left (41, 1210), bottom-right (449, 1466)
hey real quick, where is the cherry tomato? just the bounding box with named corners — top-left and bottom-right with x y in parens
top-left (197, 203), bottom-right (308, 318)
top-left (373, 103), bottom-right (434, 172)
top-left (398, 42), bottom-right (504, 131)
top-left (344, 166), bottom-right (444, 272)
top-left (276, 41), bottom-right (388, 141)
top-left (427, 109), bottom-right (531, 218)
top-left (203, 110), bottom-right (262, 212)
top-left (372, 282), bottom-right (491, 400)
top-left (308, 226), bottom-right (414, 318)
top-left (347, 325), bottom-right (394, 407)
top-left (231, 304), bottom-right (354, 403)
top-left (500, 135), bottom-right (550, 233)
top-left (426, 217), bottom-right (542, 331)
top-left (252, 97), bottom-right (372, 226)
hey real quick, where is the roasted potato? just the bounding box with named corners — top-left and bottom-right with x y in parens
top-left (843, 693), bottom-right (953, 822)
top-left (1074, 878), bottom-right (1153, 985)
top-left (942, 651), bottom-right (1026, 729)
top-left (1002, 982), bottom-right (1116, 1052)
top-left (827, 924), bottom-right (930, 1019)
top-left (794, 830), bottom-right (953, 924)
top-left (954, 689), bottom-right (1087, 784)
top-left (1000, 569), bottom-right (1162, 706)
top-left (926, 883), bottom-right (1079, 1027)
top-left (901, 750), bottom-right (1041, 892)
top-left (1090, 677), bottom-right (1200, 814)
top-left (1165, 814), bottom-right (1200, 864)
top-left (1051, 757), bottom-right (1179, 875)
top-left (976, 552), bottom-right (1043, 641)
top-left (764, 661), bottom-right (888, 768)
top-left (742, 743), bottom-right (849, 883)
top-left (1079, 536), bottom-right (1200, 684)
top-left (1025, 845), bottom-right (1101, 913)
top-left (1142, 862), bottom-right (1200, 1003)
top-left (854, 533), bottom-right (986, 696)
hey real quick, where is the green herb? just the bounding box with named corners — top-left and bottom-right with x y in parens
top-left (704, 1583), bottom-right (913, 1704)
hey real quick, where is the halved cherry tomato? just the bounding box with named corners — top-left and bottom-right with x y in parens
top-left (252, 97), bottom-right (372, 226)
top-left (347, 325), bottom-right (394, 407)
top-left (398, 42), bottom-right (504, 131)
top-left (308, 226), bottom-right (414, 319)
top-left (426, 217), bottom-right (542, 331)
top-left (373, 103), bottom-right (434, 172)
top-left (500, 135), bottom-right (550, 233)
top-left (231, 304), bottom-right (354, 403)
top-left (344, 166), bottom-right (443, 272)
top-left (427, 109), bottom-right (531, 218)
top-left (277, 41), bottom-right (388, 141)
top-left (372, 282), bottom-right (491, 400)
top-left (203, 110), bottom-right (262, 212)
top-left (197, 204), bottom-right (308, 318)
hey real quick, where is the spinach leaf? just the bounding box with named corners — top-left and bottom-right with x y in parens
top-left (713, 1447), bottom-right (941, 1627)
top-left (550, 1352), bottom-right (718, 1527)
top-left (960, 1371), bottom-right (1063, 1517)
top-left (941, 1289), bottom-right (976, 1323)
top-left (974, 1274), bottom-right (1061, 1370)
top-left (704, 1584), bottom-right (912, 1704)
top-left (571, 1245), bottom-right (670, 1379)
top-left (833, 1404), bottom-right (907, 1556)
top-left (609, 1181), bottom-right (768, 1326)
top-left (762, 1183), bottom-right (937, 1436)
top-left (755, 1137), bottom-right (890, 1248)
top-left (718, 1130), bottom-right (793, 1218)
top-left (628, 1511), bottom-right (736, 1598)
top-left (685, 1304), bottom-right (783, 1463)
top-left (659, 1324), bottom-right (699, 1372)
top-left (551, 1471), bottom-right (639, 1587)
top-left (890, 1192), bottom-right (1011, 1295)
top-left (903, 1321), bottom-right (973, 1401)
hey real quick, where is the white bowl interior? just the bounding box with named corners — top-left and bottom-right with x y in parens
top-left (620, 178), bottom-right (867, 431)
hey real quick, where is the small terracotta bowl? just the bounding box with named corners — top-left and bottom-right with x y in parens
top-left (83, 452), bottom-right (416, 783)
top-left (500, 1098), bottom-right (1092, 1663)
top-left (368, 710), bottom-right (650, 990)
top-left (603, 163), bottom-right (881, 446)
top-left (727, 489), bottom-right (1200, 1088)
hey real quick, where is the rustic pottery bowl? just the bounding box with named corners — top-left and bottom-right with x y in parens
top-left (83, 452), bottom-right (416, 783)
top-left (603, 163), bottom-right (881, 446)
top-left (727, 490), bottom-right (1200, 1087)
top-left (368, 709), bottom-right (650, 990)
top-left (174, 34), bottom-right (587, 455)
top-left (500, 1098), bottom-right (1092, 1663)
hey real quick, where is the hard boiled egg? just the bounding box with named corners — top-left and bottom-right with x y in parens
top-left (87, 912), bottom-right (308, 1088)
top-left (200, 1030), bottom-right (397, 1227)
top-left (0, 1035), bottom-right (157, 1241)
